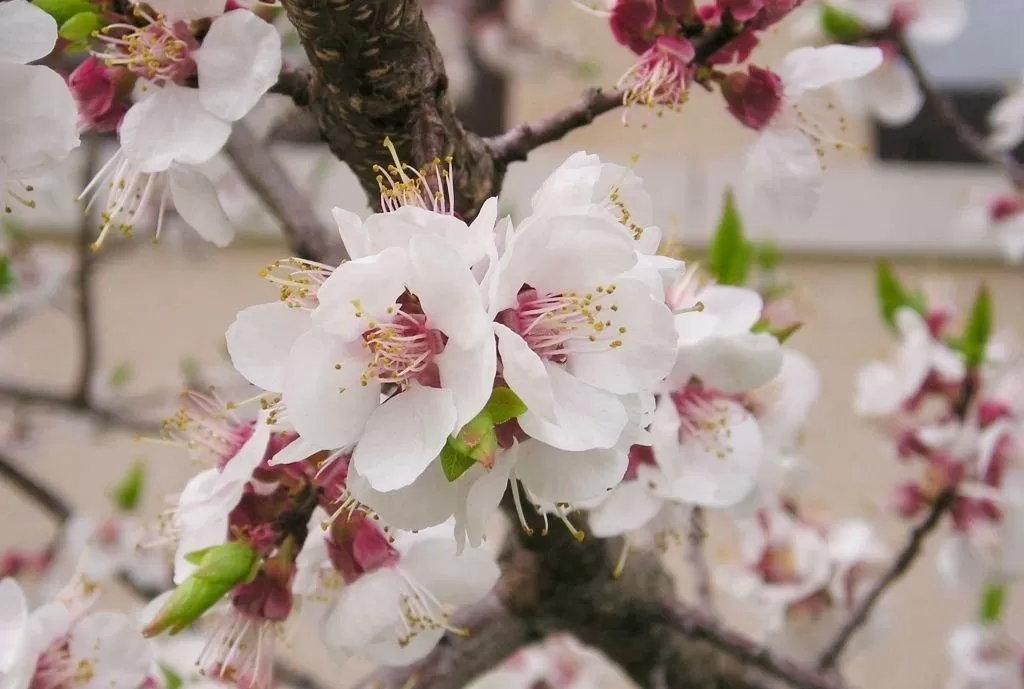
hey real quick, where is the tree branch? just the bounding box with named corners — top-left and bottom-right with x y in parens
top-left (73, 138), bottom-right (102, 406)
top-left (815, 488), bottom-right (955, 671)
top-left (897, 34), bottom-right (1024, 188)
top-left (224, 121), bottom-right (343, 263)
top-left (0, 451), bottom-right (72, 522)
top-left (270, 69), bottom-right (313, 108)
top-left (0, 384), bottom-right (159, 435)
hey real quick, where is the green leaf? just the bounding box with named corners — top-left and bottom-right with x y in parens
top-left (874, 261), bottom-right (912, 330)
top-left (109, 460), bottom-right (145, 513)
top-left (961, 284), bottom-right (992, 369)
top-left (0, 257), bottom-right (16, 295)
top-left (819, 3), bottom-right (865, 42)
top-left (33, 0), bottom-right (98, 26)
top-left (158, 665), bottom-right (183, 689)
top-left (440, 442), bottom-right (477, 482)
top-left (483, 387), bottom-right (528, 425)
top-left (58, 11), bottom-right (99, 42)
top-left (107, 361), bottom-right (133, 389)
top-left (753, 240), bottom-right (780, 272)
top-left (979, 583), bottom-right (1007, 624)
top-left (751, 320), bottom-right (802, 344)
top-left (708, 190), bottom-right (752, 286)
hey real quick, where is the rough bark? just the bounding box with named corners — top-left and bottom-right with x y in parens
top-left (278, 0), bottom-right (498, 218)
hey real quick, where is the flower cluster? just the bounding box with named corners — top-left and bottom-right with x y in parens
top-left (71, 0), bottom-right (284, 249)
top-left (855, 268), bottom-right (1024, 686)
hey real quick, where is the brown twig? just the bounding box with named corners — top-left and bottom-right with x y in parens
top-left (688, 507), bottom-right (716, 616)
top-left (0, 451), bottom-right (72, 522)
top-left (487, 20), bottom-right (741, 164)
top-left (223, 121), bottom-right (343, 263)
top-left (897, 34), bottom-right (1024, 188)
top-left (73, 138), bottom-right (102, 406)
top-left (270, 69), bottom-right (313, 107)
top-left (815, 488), bottom-right (955, 670)
top-left (0, 384), bottom-right (159, 434)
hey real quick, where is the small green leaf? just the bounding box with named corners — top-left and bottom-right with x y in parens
top-left (107, 361), bottom-right (134, 389)
top-left (708, 190), bottom-right (752, 286)
top-left (874, 261), bottom-right (913, 330)
top-left (440, 442), bottom-right (477, 482)
top-left (979, 583), bottom-right (1007, 624)
top-left (483, 387), bottom-right (528, 425)
top-left (109, 460), bottom-right (145, 513)
top-left (58, 11), bottom-right (99, 42)
top-left (0, 257), bottom-right (16, 295)
top-left (819, 3), bottom-right (865, 42)
top-left (753, 240), bottom-right (780, 272)
top-left (158, 665), bottom-right (183, 689)
top-left (33, 0), bottom-right (98, 25)
top-left (961, 284), bottom-right (992, 369)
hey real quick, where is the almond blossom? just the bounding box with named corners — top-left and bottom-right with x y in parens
top-left (0, 0), bottom-right (79, 213)
top-left (947, 624), bottom-right (1024, 689)
top-left (722, 45), bottom-right (883, 222)
top-left (82, 8), bottom-right (282, 249)
top-left (960, 189), bottom-right (1024, 263)
top-left (988, 73), bottom-right (1024, 153)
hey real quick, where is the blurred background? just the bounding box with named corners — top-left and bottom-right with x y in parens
top-left (2, 1), bottom-right (1023, 687)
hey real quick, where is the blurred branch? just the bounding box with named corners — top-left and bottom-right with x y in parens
top-left (688, 507), bottom-right (715, 617)
top-left (897, 34), bottom-right (1024, 188)
top-left (0, 384), bottom-right (159, 434)
top-left (224, 122), bottom-right (343, 263)
top-left (816, 488), bottom-right (955, 671)
top-left (0, 451), bottom-right (71, 522)
top-left (73, 138), bottom-right (102, 406)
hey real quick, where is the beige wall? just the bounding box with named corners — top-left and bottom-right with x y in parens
top-left (1, 244), bottom-right (1021, 688)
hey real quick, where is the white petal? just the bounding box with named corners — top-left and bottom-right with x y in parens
top-left (687, 332), bottom-right (783, 394)
top-left (140, 0), bottom-right (225, 22)
top-left (662, 400), bottom-right (763, 508)
top-left (515, 441), bottom-right (628, 504)
top-left (269, 435), bottom-right (321, 466)
top-left (909, 0), bottom-right (967, 43)
top-left (988, 93), bottom-right (1024, 151)
top-left (827, 520), bottom-right (887, 565)
top-left (456, 450), bottom-right (516, 551)
top-left (588, 479), bottom-right (664, 537)
top-left (348, 460), bottom-right (458, 531)
top-left (407, 235), bottom-right (489, 347)
top-left (226, 301), bottom-right (310, 392)
top-left (650, 394), bottom-right (683, 477)
top-left (169, 165), bottom-right (236, 247)
top-left (530, 151), bottom-right (604, 214)
top-left (119, 85), bottom-right (231, 172)
top-left (219, 414), bottom-right (272, 483)
top-left (740, 126), bottom-right (823, 223)
top-left (491, 214), bottom-right (636, 311)
top-left (754, 348), bottom-right (820, 448)
top-left (493, 323), bottom-right (557, 423)
top-left (400, 538), bottom-right (500, 605)
top-left (172, 521), bottom-right (226, 584)
top-left (517, 364), bottom-right (627, 451)
top-left (322, 569), bottom-right (410, 652)
top-left (936, 535), bottom-right (988, 591)
top-left (437, 334), bottom-right (496, 429)
top-left (68, 612), bottom-right (153, 689)
top-left (0, 579), bottom-right (28, 673)
top-left (197, 10), bottom-right (282, 122)
top-left (331, 207), bottom-right (369, 260)
top-left (566, 279), bottom-right (678, 394)
top-left (312, 248), bottom-right (409, 340)
top-left (777, 45), bottom-right (884, 98)
top-left (282, 328), bottom-right (380, 449)
top-left (362, 625), bottom-right (445, 666)
top-left (0, 0), bottom-right (57, 64)
top-left (862, 59), bottom-right (924, 126)
top-left (854, 361), bottom-right (902, 417)
top-left (698, 285), bottom-right (764, 334)
top-left (0, 64), bottom-right (79, 177)
top-left (353, 386), bottom-right (458, 492)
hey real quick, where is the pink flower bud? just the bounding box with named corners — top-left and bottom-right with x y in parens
top-left (896, 428), bottom-right (928, 458)
top-left (698, 3), bottom-right (722, 24)
top-left (721, 65), bottom-right (783, 131)
top-left (233, 568), bottom-right (294, 622)
top-left (327, 513), bottom-right (398, 583)
top-left (707, 30), bottom-right (759, 65)
top-left (892, 483), bottom-right (923, 517)
top-left (889, 2), bottom-right (918, 31)
top-left (978, 400), bottom-right (1013, 428)
top-left (610, 0), bottom-right (658, 54)
top-left (751, 0), bottom-right (801, 28)
top-left (68, 57), bottom-right (128, 134)
top-left (988, 193), bottom-right (1024, 223)
top-left (717, 0), bottom-right (763, 22)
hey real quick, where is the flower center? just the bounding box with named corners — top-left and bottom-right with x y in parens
top-left (154, 391), bottom-right (255, 469)
top-left (94, 12), bottom-right (196, 85)
top-left (392, 567), bottom-right (469, 646)
top-left (78, 150), bottom-right (169, 251)
top-left (359, 308), bottom-right (446, 387)
top-left (618, 36), bottom-right (694, 116)
top-left (670, 385), bottom-right (733, 451)
top-left (500, 285), bottom-right (626, 364)
top-left (198, 611), bottom-right (276, 689)
top-left (374, 137), bottom-right (455, 215)
top-left (260, 258), bottom-right (334, 310)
